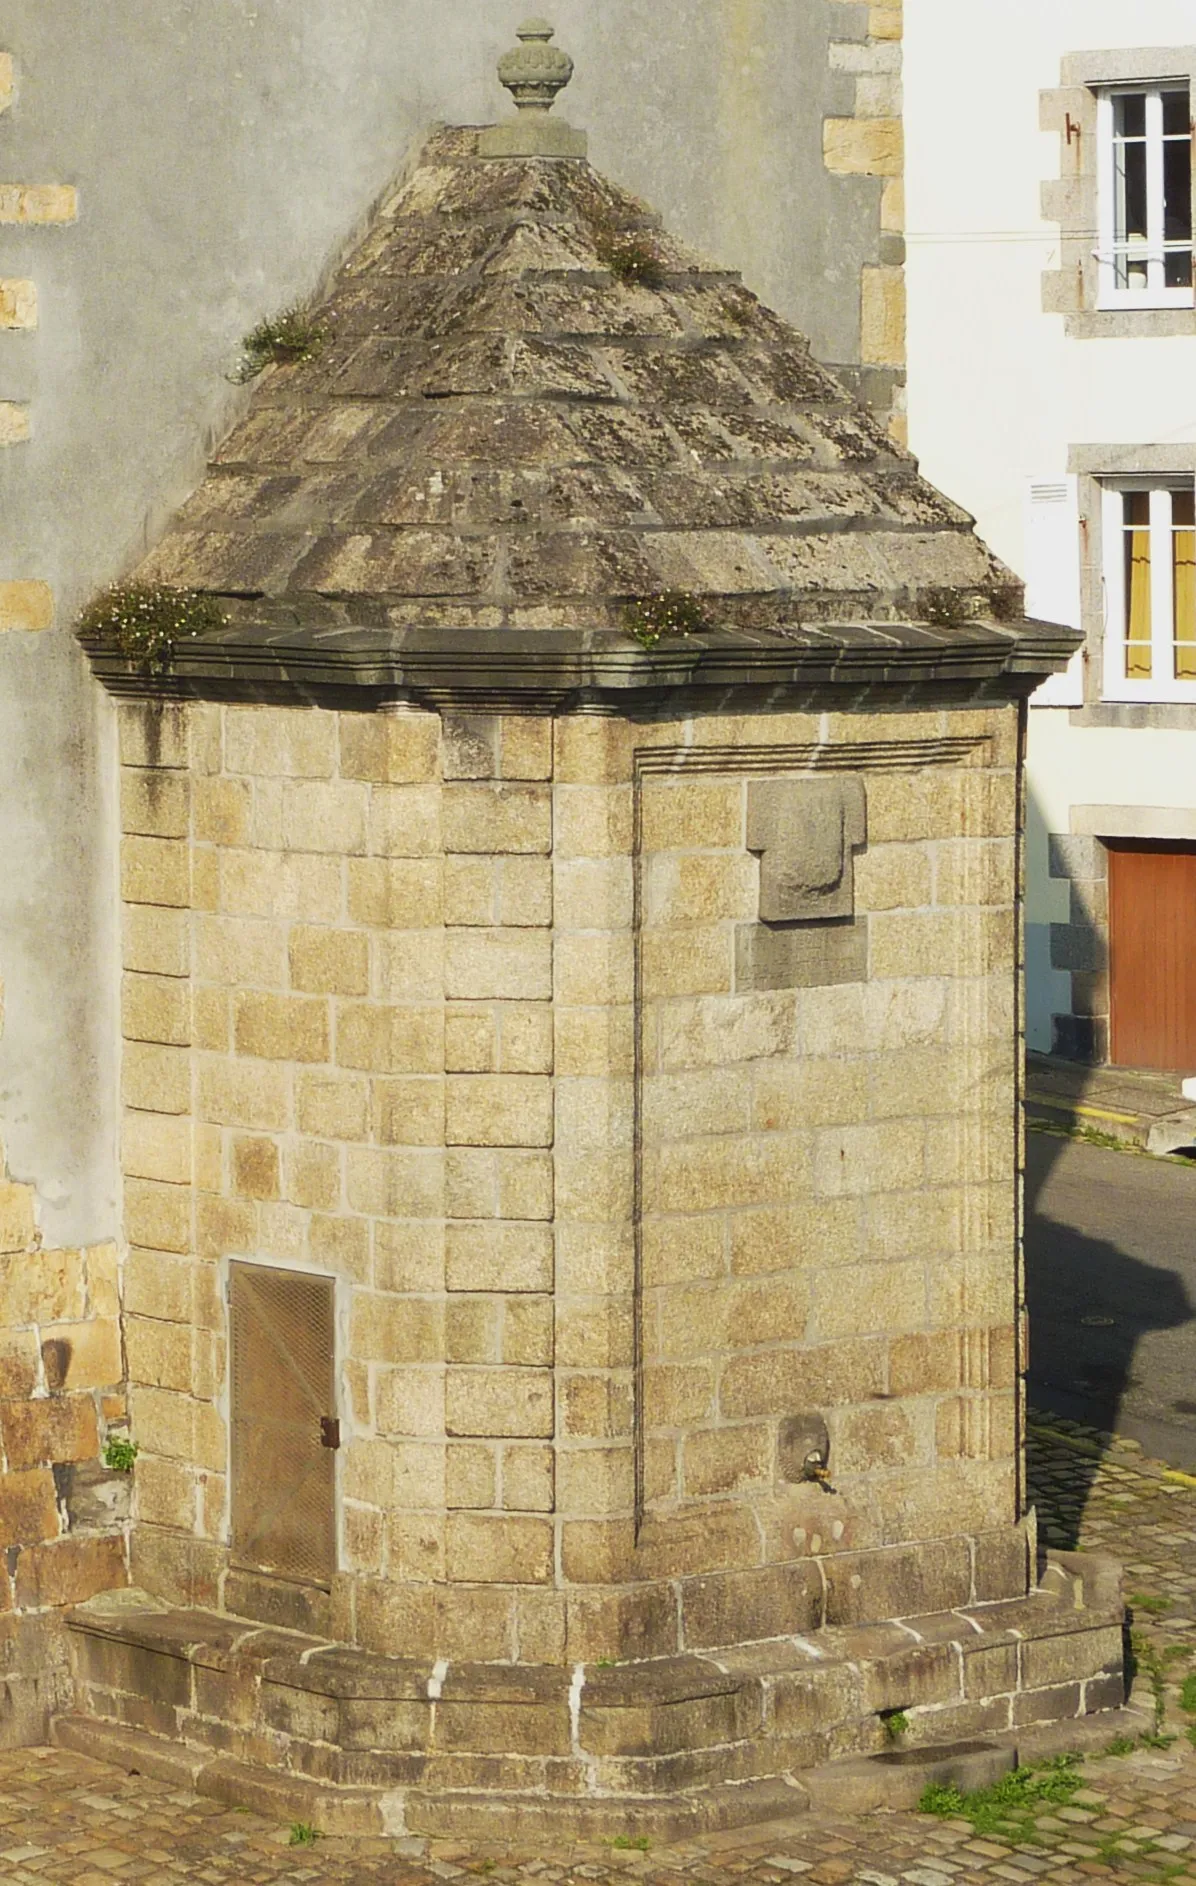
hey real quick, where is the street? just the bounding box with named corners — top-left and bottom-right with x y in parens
top-left (1027, 1130), bottom-right (1196, 1465)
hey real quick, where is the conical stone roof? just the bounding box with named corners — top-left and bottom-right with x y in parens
top-left (87, 123), bottom-right (1076, 705)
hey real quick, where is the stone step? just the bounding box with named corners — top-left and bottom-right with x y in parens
top-left (56, 1554), bottom-right (1128, 1832)
top-left (53, 1714), bottom-right (391, 1836)
top-left (52, 1713), bottom-right (812, 1839)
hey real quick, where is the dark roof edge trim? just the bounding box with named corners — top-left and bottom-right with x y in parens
top-left (79, 621), bottom-right (1081, 712)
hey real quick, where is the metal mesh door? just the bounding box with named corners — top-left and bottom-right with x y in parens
top-left (230, 1264), bottom-right (337, 1588)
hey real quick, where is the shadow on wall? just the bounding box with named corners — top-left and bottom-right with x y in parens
top-left (1023, 775), bottom-right (1072, 1058)
top-left (1024, 1130), bottom-right (1193, 1542)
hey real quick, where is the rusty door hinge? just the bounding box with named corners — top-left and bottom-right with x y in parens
top-left (320, 1416), bottom-right (341, 1450)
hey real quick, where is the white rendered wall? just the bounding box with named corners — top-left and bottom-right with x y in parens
top-left (904, 1), bottom-right (1196, 1051)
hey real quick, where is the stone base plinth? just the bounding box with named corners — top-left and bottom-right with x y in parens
top-left (55, 1552), bottom-right (1126, 1838)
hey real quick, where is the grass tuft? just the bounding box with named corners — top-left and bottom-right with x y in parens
top-left (236, 306), bottom-right (327, 382)
top-left (288, 1822), bottom-right (321, 1846)
top-left (919, 1754), bottom-right (1083, 1844)
top-left (102, 1435), bottom-right (139, 1473)
top-left (591, 222), bottom-right (666, 288)
top-left (1129, 1591), bottom-right (1172, 1616)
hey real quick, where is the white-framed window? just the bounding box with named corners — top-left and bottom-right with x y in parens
top-left (1101, 480), bottom-right (1196, 699)
top-left (1097, 82), bottom-right (1193, 309)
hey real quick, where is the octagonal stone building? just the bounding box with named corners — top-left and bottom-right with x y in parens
top-left (61, 34), bottom-right (1121, 1839)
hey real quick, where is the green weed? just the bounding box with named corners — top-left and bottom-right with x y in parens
top-left (288, 1821), bottom-right (321, 1846)
top-left (102, 1435), bottom-right (139, 1473)
top-left (611, 1834), bottom-right (651, 1851)
top-left (78, 583), bottom-right (224, 673)
top-left (236, 306), bottom-right (326, 381)
top-left (590, 222), bottom-right (665, 288)
top-left (1130, 1591), bottom-right (1172, 1616)
top-left (919, 1754), bottom-right (1083, 1844)
top-left (623, 590), bottom-right (709, 650)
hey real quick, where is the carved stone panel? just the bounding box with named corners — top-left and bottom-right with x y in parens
top-left (746, 776), bottom-right (867, 922)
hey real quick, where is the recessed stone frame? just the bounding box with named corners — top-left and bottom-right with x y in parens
top-left (1041, 46), bottom-right (1196, 339)
top-left (1066, 443), bottom-right (1196, 721)
top-left (628, 732), bottom-right (996, 1531)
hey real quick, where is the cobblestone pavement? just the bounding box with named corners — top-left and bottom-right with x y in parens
top-left (8, 1416), bottom-right (1196, 1885)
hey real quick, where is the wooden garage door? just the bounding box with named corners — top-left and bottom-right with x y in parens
top-left (229, 1264), bottom-right (338, 1589)
top-left (1108, 840), bottom-right (1196, 1069)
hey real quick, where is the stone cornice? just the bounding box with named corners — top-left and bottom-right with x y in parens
top-left (79, 619), bottom-right (1081, 713)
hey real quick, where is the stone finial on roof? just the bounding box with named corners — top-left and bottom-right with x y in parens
top-left (478, 18), bottom-right (588, 160)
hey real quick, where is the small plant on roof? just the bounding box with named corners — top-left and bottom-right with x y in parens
top-left (918, 585), bottom-right (970, 628)
top-left (623, 590), bottom-right (710, 650)
top-left (102, 1435), bottom-right (139, 1473)
top-left (234, 304), bottom-right (327, 382)
top-left (78, 583), bottom-right (225, 673)
top-left (590, 218), bottom-right (666, 289)
top-left (988, 583), bottom-right (1022, 622)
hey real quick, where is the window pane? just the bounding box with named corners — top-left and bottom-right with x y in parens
top-left (1163, 138), bottom-right (1193, 242)
top-left (1115, 92), bottom-right (1147, 139)
top-left (1114, 136), bottom-right (1150, 289)
top-left (1162, 87), bottom-right (1190, 137)
top-left (1124, 492), bottom-right (1152, 678)
top-left (1174, 490), bottom-right (1196, 679)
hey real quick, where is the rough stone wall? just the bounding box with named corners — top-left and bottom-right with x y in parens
top-left (117, 694), bottom-right (1024, 1662)
top-left (0, 1141), bottom-right (126, 1614)
top-left (0, 960), bottom-right (128, 1732)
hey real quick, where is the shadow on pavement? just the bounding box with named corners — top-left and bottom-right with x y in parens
top-left (1024, 1130), bottom-right (1193, 1544)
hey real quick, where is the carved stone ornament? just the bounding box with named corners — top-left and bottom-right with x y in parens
top-left (747, 775), bottom-right (867, 923)
top-left (498, 18), bottom-right (574, 114)
top-left (479, 19), bottom-right (588, 160)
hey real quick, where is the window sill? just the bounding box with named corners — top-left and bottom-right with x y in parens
top-left (1061, 306), bottom-right (1196, 339)
top-left (1101, 687), bottom-right (1196, 704)
top-left (1097, 295), bottom-right (1195, 313)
